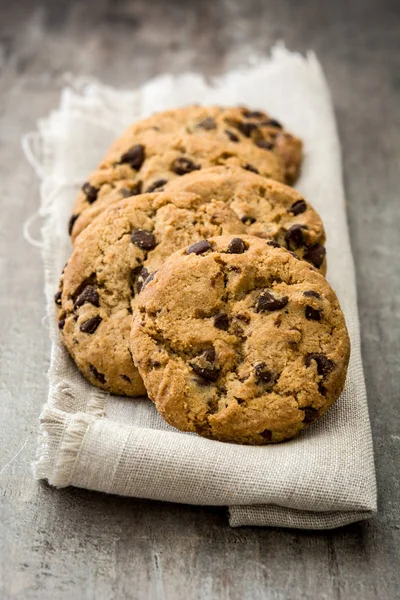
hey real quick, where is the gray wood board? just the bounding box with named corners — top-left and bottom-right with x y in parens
top-left (0, 0), bottom-right (399, 598)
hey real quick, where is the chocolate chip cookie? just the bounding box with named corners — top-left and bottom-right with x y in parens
top-left (70, 131), bottom-right (285, 242)
top-left (164, 165), bottom-right (327, 273)
top-left (108, 105), bottom-right (302, 184)
top-left (56, 192), bottom-right (246, 396)
top-left (130, 235), bottom-right (350, 444)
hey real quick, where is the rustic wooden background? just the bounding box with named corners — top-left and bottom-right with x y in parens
top-left (1, 0), bottom-right (399, 598)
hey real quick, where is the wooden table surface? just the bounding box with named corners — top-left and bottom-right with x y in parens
top-left (1, 0), bottom-right (399, 598)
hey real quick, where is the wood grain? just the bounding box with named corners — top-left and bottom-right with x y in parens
top-left (0, 0), bottom-right (399, 598)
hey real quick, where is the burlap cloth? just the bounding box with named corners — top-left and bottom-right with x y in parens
top-left (27, 47), bottom-right (377, 528)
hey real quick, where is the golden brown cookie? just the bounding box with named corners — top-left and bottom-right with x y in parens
top-left (56, 192), bottom-right (245, 396)
top-left (70, 131), bottom-right (285, 242)
top-left (108, 105), bottom-right (302, 184)
top-left (131, 235), bottom-right (350, 444)
top-left (164, 165), bottom-right (326, 272)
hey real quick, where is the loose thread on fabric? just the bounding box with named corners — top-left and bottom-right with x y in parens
top-left (0, 434), bottom-right (31, 476)
top-left (21, 132), bottom-right (46, 179)
top-left (23, 211), bottom-right (44, 249)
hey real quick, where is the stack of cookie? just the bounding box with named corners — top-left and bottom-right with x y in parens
top-left (56, 106), bottom-right (350, 445)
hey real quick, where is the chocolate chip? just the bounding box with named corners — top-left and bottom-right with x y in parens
top-left (255, 139), bottom-right (274, 150)
top-left (319, 383), bottom-right (327, 396)
top-left (236, 313), bottom-right (250, 324)
top-left (254, 363), bottom-right (278, 387)
top-left (303, 244), bottom-right (326, 269)
top-left (305, 305), bottom-right (322, 321)
top-left (240, 215), bottom-right (256, 225)
top-left (302, 407), bottom-right (318, 424)
top-left (190, 349), bottom-right (220, 382)
top-left (214, 313), bottom-right (229, 330)
top-left (72, 275), bottom-right (97, 302)
top-left (68, 214), bottom-right (78, 236)
top-left (120, 374), bottom-right (132, 383)
top-left (120, 144), bottom-right (145, 169)
top-left (82, 182), bottom-right (98, 204)
top-left (303, 290), bottom-right (321, 299)
top-left (238, 122), bottom-right (258, 137)
top-left (54, 290), bottom-right (62, 306)
top-left (197, 117), bottom-right (216, 130)
top-left (89, 364), bottom-right (106, 384)
top-left (267, 240), bottom-right (281, 248)
top-left (244, 163), bottom-right (259, 174)
top-left (131, 229), bottom-right (157, 251)
top-left (145, 179), bottom-right (168, 193)
top-left (80, 315), bottom-right (102, 334)
top-left (58, 318), bottom-right (66, 330)
top-left (141, 271), bottom-right (156, 291)
top-left (261, 118), bottom-right (282, 129)
top-left (227, 238), bottom-right (247, 254)
top-left (134, 267), bottom-right (149, 294)
top-left (289, 199), bottom-right (307, 215)
top-left (242, 110), bottom-right (265, 119)
top-left (260, 429), bottom-right (273, 441)
top-left (186, 240), bottom-right (211, 255)
top-left (120, 181), bottom-right (142, 198)
top-left (225, 129), bottom-right (239, 142)
top-left (305, 353), bottom-right (334, 377)
top-left (203, 348), bottom-right (216, 362)
top-left (74, 285), bottom-right (99, 309)
top-left (284, 224), bottom-right (308, 250)
top-left (255, 291), bottom-right (289, 312)
top-left (172, 157), bottom-right (201, 175)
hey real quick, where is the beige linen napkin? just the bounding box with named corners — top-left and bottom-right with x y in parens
top-left (28, 47), bottom-right (377, 528)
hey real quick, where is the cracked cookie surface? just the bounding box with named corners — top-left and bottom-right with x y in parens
top-left (164, 165), bottom-right (327, 273)
top-left (56, 192), bottom-right (246, 396)
top-left (70, 130), bottom-right (284, 242)
top-left (130, 235), bottom-right (350, 444)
